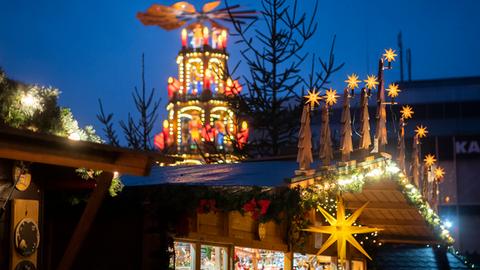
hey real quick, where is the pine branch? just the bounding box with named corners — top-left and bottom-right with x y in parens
top-left (96, 99), bottom-right (120, 146)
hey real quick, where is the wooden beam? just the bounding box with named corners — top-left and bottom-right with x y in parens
top-left (358, 218), bottom-right (427, 227)
top-left (379, 236), bottom-right (439, 245)
top-left (345, 201), bottom-right (413, 210)
top-left (194, 242), bottom-right (201, 270)
top-left (0, 127), bottom-right (180, 176)
top-left (57, 172), bottom-right (113, 270)
top-left (284, 251), bottom-right (294, 270)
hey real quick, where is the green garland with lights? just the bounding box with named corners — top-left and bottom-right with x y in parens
top-left (0, 68), bottom-right (123, 195)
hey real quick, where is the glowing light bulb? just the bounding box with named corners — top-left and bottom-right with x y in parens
top-left (181, 29), bottom-right (187, 47)
top-left (203, 27), bottom-right (209, 45)
top-left (444, 220), bottom-right (453, 229)
top-left (21, 94), bottom-right (36, 107)
top-left (68, 132), bottom-right (81, 141)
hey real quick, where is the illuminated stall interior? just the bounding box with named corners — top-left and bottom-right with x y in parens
top-left (171, 241), bottom-right (365, 270)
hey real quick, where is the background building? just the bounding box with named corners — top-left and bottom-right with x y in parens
top-left (398, 76), bottom-right (480, 255)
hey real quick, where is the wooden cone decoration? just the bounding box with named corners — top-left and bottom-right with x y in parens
top-left (340, 89), bottom-right (353, 161)
top-left (319, 105), bottom-right (333, 166)
top-left (397, 118), bottom-right (406, 172)
top-left (375, 59), bottom-right (388, 151)
top-left (422, 163), bottom-right (429, 199)
top-left (297, 104), bottom-right (313, 170)
top-left (358, 88), bottom-right (371, 151)
top-left (411, 135), bottom-right (421, 188)
top-left (431, 174), bottom-right (440, 212)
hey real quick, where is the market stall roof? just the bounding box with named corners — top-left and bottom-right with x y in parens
top-left (343, 179), bottom-right (437, 244)
top-left (123, 160), bottom-right (300, 186)
top-left (125, 155), bottom-right (447, 245)
top-left (369, 244), bottom-right (471, 269)
top-left (0, 126), bottom-right (178, 176)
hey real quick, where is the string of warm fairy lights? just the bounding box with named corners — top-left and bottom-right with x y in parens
top-left (308, 159), bottom-right (454, 245)
top-left (301, 47), bottom-right (475, 267)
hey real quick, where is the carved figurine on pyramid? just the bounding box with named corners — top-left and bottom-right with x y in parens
top-left (137, 1), bottom-right (255, 155)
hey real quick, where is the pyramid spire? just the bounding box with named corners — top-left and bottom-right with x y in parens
top-left (297, 104), bottom-right (313, 170)
top-left (411, 135), bottom-right (421, 188)
top-left (340, 88), bottom-right (353, 161)
top-left (397, 118), bottom-right (406, 172)
top-left (375, 58), bottom-right (388, 151)
top-left (319, 105), bottom-right (333, 166)
top-left (358, 88), bottom-right (371, 152)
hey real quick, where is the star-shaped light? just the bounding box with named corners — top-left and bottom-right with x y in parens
top-left (383, 48), bottom-right (397, 62)
top-left (415, 125), bottom-right (428, 138)
top-left (324, 88), bottom-right (339, 106)
top-left (400, 105), bottom-right (414, 120)
top-left (345, 74), bottom-right (361, 90)
top-left (434, 166), bottom-right (445, 180)
top-left (424, 154), bottom-right (437, 167)
top-left (304, 89), bottom-right (321, 108)
top-left (303, 196), bottom-right (382, 264)
top-left (364, 75), bottom-right (379, 90)
top-left (387, 83), bottom-right (401, 98)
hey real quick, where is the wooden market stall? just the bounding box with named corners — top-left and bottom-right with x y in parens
top-left (0, 126), bottom-right (177, 270)
top-left (120, 153), bottom-right (469, 270)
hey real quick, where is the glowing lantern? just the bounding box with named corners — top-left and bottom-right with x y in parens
top-left (225, 78), bottom-right (242, 96)
top-left (217, 34), bottom-right (224, 49)
top-left (154, 132), bottom-right (165, 150)
top-left (237, 121), bottom-right (249, 149)
top-left (181, 29), bottom-right (187, 47)
top-left (163, 120), bottom-right (169, 129)
top-left (204, 69), bottom-right (212, 89)
top-left (202, 123), bottom-right (216, 142)
top-left (167, 77), bottom-right (181, 99)
top-left (203, 27), bottom-right (209, 45)
top-left (221, 30), bottom-right (227, 48)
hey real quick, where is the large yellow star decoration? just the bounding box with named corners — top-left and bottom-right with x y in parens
top-left (424, 154), bottom-right (437, 167)
top-left (434, 166), bottom-right (445, 181)
top-left (304, 89), bottom-right (321, 108)
top-left (383, 48), bottom-right (397, 62)
top-left (345, 74), bottom-right (361, 90)
top-left (415, 125), bottom-right (428, 138)
top-left (387, 83), bottom-right (401, 98)
top-left (400, 105), bottom-right (414, 120)
top-left (303, 196), bottom-right (382, 264)
top-left (364, 75), bottom-right (379, 90)
top-left (324, 88), bottom-right (339, 106)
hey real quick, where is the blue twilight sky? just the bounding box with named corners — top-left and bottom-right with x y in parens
top-left (1, 0), bottom-right (479, 139)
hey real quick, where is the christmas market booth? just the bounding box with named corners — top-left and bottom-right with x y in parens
top-left (0, 126), bottom-right (177, 270)
top-left (120, 154), bottom-right (473, 270)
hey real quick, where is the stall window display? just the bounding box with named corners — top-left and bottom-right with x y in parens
top-left (234, 247), bottom-right (284, 270)
top-left (174, 242), bottom-right (195, 270)
top-left (293, 254), bottom-right (364, 270)
top-left (201, 245), bottom-right (228, 270)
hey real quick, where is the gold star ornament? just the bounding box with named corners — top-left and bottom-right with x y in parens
top-left (324, 88), bottom-right (339, 106)
top-left (424, 154), bottom-right (437, 167)
top-left (345, 74), bottom-right (361, 90)
top-left (364, 75), bottom-right (379, 90)
top-left (387, 83), bottom-right (401, 98)
top-left (400, 105), bottom-right (414, 120)
top-left (383, 48), bottom-right (397, 62)
top-left (303, 196), bottom-right (382, 264)
top-left (434, 166), bottom-right (445, 180)
top-left (304, 89), bottom-right (321, 108)
top-left (415, 125), bottom-right (428, 138)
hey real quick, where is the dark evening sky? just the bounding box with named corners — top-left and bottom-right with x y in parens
top-left (1, 0), bottom-right (479, 137)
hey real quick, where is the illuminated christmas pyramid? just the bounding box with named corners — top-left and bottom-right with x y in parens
top-left (137, 1), bottom-right (254, 155)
